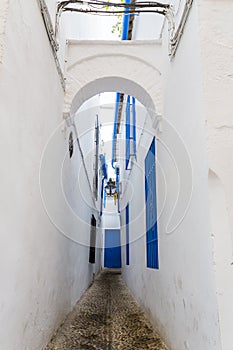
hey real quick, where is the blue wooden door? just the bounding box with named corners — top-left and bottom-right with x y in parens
top-left (145, 138), bottom-right (159, 269)
top-left (104, 229), bottom-right (122, 268)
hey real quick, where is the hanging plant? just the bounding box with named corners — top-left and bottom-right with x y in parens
top-left (105, 0), bottom-right (124, 38)
top-left (111, 15), bottom-right (123, 37)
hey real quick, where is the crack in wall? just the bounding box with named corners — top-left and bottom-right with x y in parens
top-left (214, 125), bottom-right (233, 130)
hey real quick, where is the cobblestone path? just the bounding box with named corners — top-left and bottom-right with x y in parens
top-left (45, 270), bottom-right (168, 350)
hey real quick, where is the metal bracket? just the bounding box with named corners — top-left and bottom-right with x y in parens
top-left (166, 0), bottom-right (193, 58)
top-left (37, 0), bottom-right (65, 90)
top-left (152, 114), bottom-right (162, 132)
top-left (61, 112), bottom-right (74, 136)
top-left (63, 112), bottom-right (74, 127)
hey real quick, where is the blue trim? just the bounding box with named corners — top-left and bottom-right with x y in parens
top-left (100, 154), bottom-right (108, 179)
top-left (125, 95), bottom-right (131, 169)
top-left (111, 1), bottom-right (131, 170)
top-left (104, 229), bottom-right (122, 268)
top-left (115, 166), bottom-right (120, 213)
top-left (121, 0), bottom-right (131, 40)
top-left (132, 97), bottom-right (137, 160)
top-left (104, 186), bottom-right (106, 208)
top-left (145, 138), bottom-right (159, 269)
top-left (111, 92), bottom-right (121, 169)
top-left (100, 178), bottom-right (105, 216)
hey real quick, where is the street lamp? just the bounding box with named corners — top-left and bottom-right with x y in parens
top-left (105, 178), bottom-right (116, 197)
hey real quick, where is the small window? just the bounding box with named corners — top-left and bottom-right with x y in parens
top-left (69, 132), bottom-right (74, 158)
top-left (126, 204), bottom-right (130, 265)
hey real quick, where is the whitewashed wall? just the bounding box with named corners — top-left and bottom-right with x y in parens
top-left (74, 96), bottom-right (101, 196)
top-left (121, 2), bottom-right (222, 350)
top-left (197, 2), bottom-right (233, 349)
top-left (0, 1), bottom-right (100, 349)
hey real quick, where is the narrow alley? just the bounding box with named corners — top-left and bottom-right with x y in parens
top-left (1, 1), bottom-right (233, 350)
top-left (45, 270), bottom-right (168, 350)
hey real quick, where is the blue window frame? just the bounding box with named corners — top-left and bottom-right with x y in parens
top-left (145, 138), bottom-right (159, 269)
top-left (125, 96), bottom-right (137, 170)
top-left (126, 204), bottom-right (130, 265)
top-left (125, 96), bottom-right (131, 170)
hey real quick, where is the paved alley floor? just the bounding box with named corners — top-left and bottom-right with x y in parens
top-left (45, 270), bottom-right (168, 350)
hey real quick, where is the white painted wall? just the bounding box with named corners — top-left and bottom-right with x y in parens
top-left (133, 13), bottom-right (164, 40)
top-left (197, 2), bottom-right (233, 349)
top-left (63, 30), bottom-right (223, 349)
top-left (0, 0), bottom-right (10, 63)
top-left (2, 1), bottom-right (229, 349)
top-left (121, 2), bottom-right (223, 350)
top-left (65, 12), bottom-right (119, 40)
top-left (102, 212), bottom-right (121, 229)
top-left (0, 1), bottom-right (101, 349)
top-left (74, 97), bottom-right (101, 195)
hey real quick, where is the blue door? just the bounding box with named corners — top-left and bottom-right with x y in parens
top-left (145, 138), bottom-right (159, 269)
top-left (104, 229), bottom-right (122, 268)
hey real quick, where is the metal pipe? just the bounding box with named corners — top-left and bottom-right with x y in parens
top-left (132, 96), bottom-right (137, 161)
top-left (111, 92), bottom-right (121, 169)
top-left (111, 0), bottom-right (133, 170)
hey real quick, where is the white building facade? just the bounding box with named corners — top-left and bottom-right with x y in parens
top-left (0, 1), bottom-right (232, 350)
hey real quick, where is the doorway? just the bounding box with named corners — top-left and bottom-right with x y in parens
top-left (104, 229), bottom-right (122, 268)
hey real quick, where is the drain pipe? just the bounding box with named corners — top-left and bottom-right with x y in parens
top-left (132, 96), bottom-right (137, 161)
top-left (111, 92), bottom-right (120, 169)
top-left (100, 154), bottom-right (108, 216)
top-left (111, 0), bottom-right (132, 170)
top-left (121, 0), bottom-right (131, 40)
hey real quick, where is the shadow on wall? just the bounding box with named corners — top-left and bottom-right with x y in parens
top-left (208, 169), bottom-right (233, 350)
top-left (208, 168), bottom-right (232, 250)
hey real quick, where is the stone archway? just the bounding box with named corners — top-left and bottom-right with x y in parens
top-left (63, 40), bottom-right (163, 124)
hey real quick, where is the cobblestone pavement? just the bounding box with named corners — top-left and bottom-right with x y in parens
top-left (45, 270), bottom-right (168, 350)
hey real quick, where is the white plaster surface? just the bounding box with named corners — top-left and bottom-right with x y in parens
top-left (64, 40), bottom-right (163, 118)
top-left (121, 2), bottom-right (222, 350)
top-left (0, 1), bottom-right (101, 349)
top-left (198, 2), bottom-right (233, 349)
top-left (0, 0), bottom-right (10, 64)
top-left (0, 1), bottom-right (232, 350)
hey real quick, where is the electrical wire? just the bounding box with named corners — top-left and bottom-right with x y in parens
top-left (58, 0), bottom-right (170, 10)
top-left (63, 7), bottom-right (166, 15)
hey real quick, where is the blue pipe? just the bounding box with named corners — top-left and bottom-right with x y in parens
top-left (111, 0), bottom-right (131, 170)
top-left (121, 0), bottom-right (131, 40)
top-left (116, 166), bottom-right (120, 213)
top-left (100, 154), bottom-right (108, 179)
top-left (125, 95), bottom-right (131, 170)
top-left (100, 178), bottom-right (105, 216)
top-left (132, 96), bottom-right (137, 160)
top-left (104, 187), bottom-right (106, 208)
top-left (111, 92), bottom-right (121, 169)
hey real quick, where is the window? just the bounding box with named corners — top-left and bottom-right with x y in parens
top-left (126, 204), bottom-right (130, 265)
top-left (89, 215), bottom-right (96, 264)
top-left (69, 131), bottom-right (74, 158)
top-left (125, 96), bottom-right (137, 170)
top-left (145, 138), bottom-right (159, 269)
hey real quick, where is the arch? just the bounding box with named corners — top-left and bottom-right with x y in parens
top-left (70, 76), bottom-right (156, 118)
top-left (63, 40), bottom-right (163, 122)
